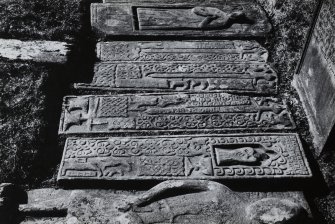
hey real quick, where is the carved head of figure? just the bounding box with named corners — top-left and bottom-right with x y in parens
top-left (215, 146), bottom-right (275, 166)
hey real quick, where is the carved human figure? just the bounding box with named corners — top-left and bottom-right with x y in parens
top-left (214, 146), bottom-right (275, 166)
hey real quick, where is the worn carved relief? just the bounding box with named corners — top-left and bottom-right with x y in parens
top-left (96, 41), bottom-right (268, 62)
top-left (59, 93), bottom-right (295, 134)
top-left (91, 0), bottom-right (271, 37)
top-left (57, 134), bottom-right (311, 181)
top-left (76, 41), bottom-right (277, 94)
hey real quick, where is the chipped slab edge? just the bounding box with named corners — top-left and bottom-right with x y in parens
top-left (0, 39), bottom-right (70, 63)
top-left (57, 133), bottom-right (312, 182)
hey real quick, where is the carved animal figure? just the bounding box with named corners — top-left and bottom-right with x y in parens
top-left (61, 158), bottom-right (131, 178)
top-left (192, 7), bottom-right (248, 29)
top-left (63, 111), bottom-right (87, 131)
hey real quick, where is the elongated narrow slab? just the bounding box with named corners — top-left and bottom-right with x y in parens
top-left (75, 62), bottom-right (277, 93)
top-left (58, 133), bottom-right (311, 181)
top-left (96, 41), bottom-right (268, 62)
top-left (59, 93), bottom-right (295, 134)
top-left (91, 0), bottom-right (271, 38)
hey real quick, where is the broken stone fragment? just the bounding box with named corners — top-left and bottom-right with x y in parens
top-left (18, 181), bottom-right (311, 224)
top-left (0, 39), bottom-right (70, 63)
top-left (246, 198), bottom-right (308, 224)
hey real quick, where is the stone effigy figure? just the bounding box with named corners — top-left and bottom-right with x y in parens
top-left (214, 146), bottom-right (276, 166)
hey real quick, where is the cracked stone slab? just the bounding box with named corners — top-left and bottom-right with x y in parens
top-left (0, 39), bottom-right (70, 63)
top-left (91, 0), bottom-right (271, 38)
top-left (19, 181), bottom-right (312, 224)
top-left (58, 93), bottom-right (295, 134)
top-left (57, 133), bottom-right (311, 181)
top-left (75, 41), bottom-right (277, 94)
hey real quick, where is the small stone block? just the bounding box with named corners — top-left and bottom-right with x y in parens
top-left (58, 93), bottom-right (295, 134)
top-left (0, 39), bottom-right (70, 63)
top-left (57, 133), bottom-right (311, 181)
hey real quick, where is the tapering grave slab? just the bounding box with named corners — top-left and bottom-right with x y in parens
top-left (96, 40), bottom-right (268, 62)
top-left (75, 41), bottom-right (277, 94)
top-left (91, 0), bottom-right (271, 38)
top-left (57, 133), bottom-right (311, 181)
top-left (58, 93), bottom-right (295, 134)
top-left (20, 181), bottom-right (312, 223)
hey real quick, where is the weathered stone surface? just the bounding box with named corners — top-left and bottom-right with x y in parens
top-left (96, 40), bottom-right (268, 62)
top-left (91, 0), bottom-right (271, 38)
top-left (19, 181), bottom-right (312, 224)
top-left (76, 62), bottom-right (277, 93)
top-left (59, 93), bottom-right (295, 134)
top-left (293, 0), bottom-right (335, 155)
top-left (246, 198), bottom-right (308, 224)
top-left (57, 133), bottom-right (311, 181)
top-left (75, 40), bottom-right (277, 93)
top-left (0, 39), bottom-right (70, 63)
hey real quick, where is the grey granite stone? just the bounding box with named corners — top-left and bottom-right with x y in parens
top-left (91, 0), bottom-right (271, 38)
top-left (0, 39), bottom-right (70, 63)
top-left (19, 181), bottom-right (312, 224)
top-left (57, 134), bottom-right (311, 182)
top-left (293, 0), bottom-right (335, 155)
top-left (75, 41), bottom-right (277, 94)
top-left (58, 93), bottom-right (295, 134)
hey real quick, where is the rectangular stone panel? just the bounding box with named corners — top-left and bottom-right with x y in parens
top-left (58, 92), bottom-right (295, 134)
top-left (58, 133), bottom-right (312, 182)
top-left (91, 0), bottom-right (271, 38)
top-left (293, 0), bottom-right (335, 155)
top-left (96, 40), bottom-right (268, 62)
top-left (75, 62), bottom-right (277, 93)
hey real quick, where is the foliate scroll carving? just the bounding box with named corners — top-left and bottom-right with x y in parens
top-left (59, 93), bottom-right (295, 134)
top-left (91, 0), bottom-right (271, 38)
top-left (58, 134), bottom-right (312, 181)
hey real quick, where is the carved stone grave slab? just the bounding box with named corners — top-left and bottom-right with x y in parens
top-left (96, 41), bottom-right (268, 62)
top-left (75, 41), bottom-right (277, 94)
top-left (91, 0), bottom-right (271, 38)
top-left (20, 181), bottom-right (312, 223)
top-left (58, 93), bottom-right (295, 134)
top-left (57, 133), bottom-right (311, 182)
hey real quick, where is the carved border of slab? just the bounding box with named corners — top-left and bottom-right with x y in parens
top-left (57, 133), bottom-right (312, 182)
top-left (58, 93), bottom-right (295, 134)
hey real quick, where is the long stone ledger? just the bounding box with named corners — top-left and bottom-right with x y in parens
top-left (57, 133), bottom-right (311, 181)
top-left (59, 93), bottom-right (295, 134)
